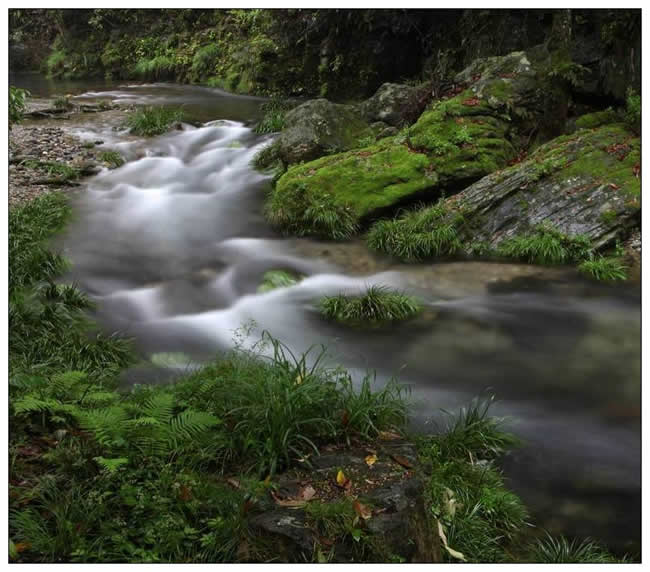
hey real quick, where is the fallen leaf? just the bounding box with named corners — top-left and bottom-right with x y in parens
top-left (336, 470), bottom-right (347, 486)
top-left (298, 485), bottom-right (317, 501)
top-left (609, 183), bottom-right (620, 190)
top-left (437, 520), bottom-right (466, 562)
top-left (462, 97), bottom-right (481, 106)
top-left (365, 454), bottom-right (377, 467)
top-left (353, 500), bottom-right (372, 520)
top-left (378, 430), bottom-right (402, 441)
top-left (271, 491), bottom-right (306, 508)
top-left (364, 479), bottom-right (376, 485)
top-left (15, 542), bottom-right (31, 553)
top-left (226, 478), bottom-right (241, 489)
top-left (179, 484), bottom-right (192, 501)
top-left (391, 454), bottom-right (414, 469)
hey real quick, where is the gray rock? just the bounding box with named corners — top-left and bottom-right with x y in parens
top-left (359, 82), bottom-right (423, 127)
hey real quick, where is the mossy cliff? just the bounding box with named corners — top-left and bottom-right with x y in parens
top-left (10, 9), bottom-right (640, 102)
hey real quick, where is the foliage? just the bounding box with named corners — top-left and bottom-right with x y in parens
top-left (527, 533), bottom-right (619, 563)
top-left (9, 86), bottom-right (30, 128)
top-left (419, 396), bottom-right (528, 563)
top-left (22, 160), bottom-right (81, 182)
top-left (496, 225), bottom-right (592, 265)
top-left (257, 270), bottom-right (301, 292)
top-left (190, 43), bottom-right (220, 81)
top-left (319, 285), bottom-right (420, 326)
top-left (53, 95), bottom-right (72, 110)
top-left (133, 55), bottom-right (176, 80)
top-left (578, 256), bottom-right (628, 282)
top-left (125, 106), bottom-right (183, 137)
top-left (99, 150), bottom-right (125, 168)
top-left (366, 201), bottom-right (463, 261)
top-left (624, 88), bottom-right (640, 134)
top-left (254, 97), bottom-right (294, 134)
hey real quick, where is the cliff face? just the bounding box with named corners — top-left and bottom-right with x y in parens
top-left (9, 9), bottom-right (641, 103)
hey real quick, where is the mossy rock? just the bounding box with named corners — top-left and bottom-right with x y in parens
top-left (258, 270), bottom-right (302, 293)
top-left (574, 109), bottom-right (620, 130)
top-left (435, 122), bottom-right (640, 252)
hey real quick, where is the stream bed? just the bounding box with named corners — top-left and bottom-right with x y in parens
top-left (13, 76), bottom-right (641, 555)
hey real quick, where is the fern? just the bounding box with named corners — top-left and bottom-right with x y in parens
top-left (13, 395), bottom-right (60, 416)
top-left (93, 456), bottom-right (129, 473)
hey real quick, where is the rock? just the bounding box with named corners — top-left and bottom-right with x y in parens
top-left (359, 82), bottom-right (424, 127)
top-left (265, 98), bottom-right (371, 167)
top-left (267, 49), bottom-right (562, 239)
top-left (247, 441), bottom-right (440, 562)
top-left (440, 122), bottom-right (640, 250)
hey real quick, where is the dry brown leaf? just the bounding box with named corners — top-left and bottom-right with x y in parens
top-left (391, 454), bottom-right (414, 469)
top-left (226, 478), bottom-right (241, 489)
top-left (378, 430), bottom-right (402, 441)
top-left (437, 520), bottom-right (466, 561)
top-left (298, 485), bottom-right (317, 501)
top-left (271, 491), bottom-right (307, 508)
top-left (15, 542), bottom-right (31, 553)
top-left (353, 500), bottom-right (372, 520)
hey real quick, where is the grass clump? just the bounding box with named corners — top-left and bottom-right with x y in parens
top-left (125, 106), bottom-right (183, 137)
top-left (419, 396), bottom-right (528, 563)
top-left (190, 43), bottom-right (220, 81)
top-left (496, 225), bottom-right (592, 265)
top-left (578, 255), bottom-right (628, 281)
top-left (99, 150), bottom-right (125, 168)
top-left (366, 201), bottom-right (463, 262)
top-left (53, 95), bottom-right (72, 110)
top-left (257, 270), bottom-right (302, 292)
top-left (527, 533), bottom-right (620, 563)
top-left (23, 160), bottom-right (81, 183)
top-left (254, 97), bottom-right (294, 134)
top-left (133, 55), bottom-right (176, 80)
top-left (320, 285), bottom-right (420, 327)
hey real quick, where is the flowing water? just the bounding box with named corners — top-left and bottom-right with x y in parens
top-left (13, 76), bottom-right (641, 554)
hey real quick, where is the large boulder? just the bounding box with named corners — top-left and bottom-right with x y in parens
top-left (430, 120), bottom-right (640, 251)
top-left (267, 48), bottom-right (565, 239)
top-left (358, 82), bottom-right (425, 127)
top-left (265, 98), bottom-right (371, 167)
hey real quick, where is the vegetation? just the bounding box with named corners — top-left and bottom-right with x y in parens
top-left (527, 533), bottom-right (621, 563)
top-left (21, 160), bottom-right (81, 183)
top-left (419, 396), bottom-right (528, 563)
top-left (496, 225), bottom-right (592, 265)
top-left (578, 256), bottom-right (628, 281)
top-left (367, 201), bottom-right (463, 261)
top-left (9, 85), bottom-right (30, 128)
top-left (53, 95), bottom-right (72, 110)
top-left (257, 270), bottom-right (301, 292)
top-left (254, 97), bottom-right (294, 134)
top-left (125, 106), bottom-right (183, 136)
top-left (99, 150), bottom-right (125, 168)
top-left (320, 285), bottom-right (421, 326)
top-left (624, 88), bottom-right (641, 134)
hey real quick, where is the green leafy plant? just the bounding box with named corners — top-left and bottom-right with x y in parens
top-left (528, 533), bottom-right (619, 563)
top-left (624, 88), bottom-right (640, 134)
top-left (366, 201), bottom-right (463, 261)
top-left (22, 160), bottom-right (81, 182)
top-left (53, 95), bottom-right (72, 110)
top-left (578, 256), bottom-right (628, 281)
top-left (496, 225), bottom-right (592, 265)
top-left (99, 150), bottom-right (125, 168)
top-left (125, 106), bottom-right (183, 137)
top-left (319, 285), bottom-right (420, 326)
top-left (9, 86), bottom-right (30, 128)
top-left (254, 97), bottom-right (294, 134)
top-left (257, 269), bottom-right (301, 292)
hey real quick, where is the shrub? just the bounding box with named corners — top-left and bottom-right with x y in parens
top-left (125, 106), bottom-right (183, 136)
top-left (45, 49), bottom-right (67, 77)
top-left (190, 44), bottom-right (220, 80)
top-left (366, 201), bottom-right (463, 261)
top-left (578, 256), bottom-right (628, 281)
top-left (496, 225), bottom-right (592, 265)
top-left (9, 86), bottom-right (30, 128)
top-left (319, 285), bottom-right (420, 326)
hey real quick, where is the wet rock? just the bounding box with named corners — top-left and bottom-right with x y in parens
top-left (359, 82), bottom-right (423, 127)
top-left (264, 98), bottom-right (371, 167)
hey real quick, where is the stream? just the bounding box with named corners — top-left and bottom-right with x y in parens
top-left (13, 75), bottom-right (641, 555)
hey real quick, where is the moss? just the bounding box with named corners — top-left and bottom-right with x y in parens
top-left (575, 109), bottom-right (620, 130)
top-left (267, 89), bottom-right (516, 239)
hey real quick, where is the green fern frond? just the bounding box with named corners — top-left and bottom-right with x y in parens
top-left (93, 456), bottom-right (129, 473)
top-left (170, 410), bottom-right (221, 441)
top-left (12, 396), bottom-right (60, 416)
top-left (50, 370), bottom-right (88, 398)
top-left (142, 393), bottom-right (175, 424)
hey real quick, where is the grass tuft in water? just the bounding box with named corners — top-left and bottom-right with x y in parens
top-left (578, 255), bottom-right (628, 281)
top-left (320, 285), bottom-right (421, 326)
top-left (496, 225), bottom-right (592, 265)
top-left (254, 97), bottom-right (294, 134)
top-left (527, 532), bottom-right (620, 563)
top-left (99, 150), bottom-right (125, 168)
top-left (125, 106), bottom-right (183, 137)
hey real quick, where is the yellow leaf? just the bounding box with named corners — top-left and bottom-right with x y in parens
top-left (365, 454), bottom-right (377, 467)
top-left (336, 470), bottom-right (347, 486)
